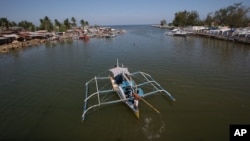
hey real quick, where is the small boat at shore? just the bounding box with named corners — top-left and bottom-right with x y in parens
top-left (165, 29), bottom-right (188, 37)
top-left (79, 35), bottom-right (90, 40)
top-left (82, 60), bottom-right (175, 121)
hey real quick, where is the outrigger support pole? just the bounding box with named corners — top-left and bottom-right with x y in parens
top-left (131, 71), bottom-right (175, 102)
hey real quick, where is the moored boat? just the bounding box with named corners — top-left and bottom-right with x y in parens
top-left (79, 35), bottom-right (90, 40)
top-left (165, 29), bottom-right (188, 37)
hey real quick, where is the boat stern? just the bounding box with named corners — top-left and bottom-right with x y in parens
top-left (134, 110), bottom-right (139, 119)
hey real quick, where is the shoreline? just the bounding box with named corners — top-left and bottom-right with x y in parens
top-left (153, 25), bottom-right (250, 44)
top-left (0, 26), bottom-right (126, 54)
top-left (1, 25), bottom-right (249, 54)
top-left (0, 27), bottom-right (126, 54)
top-left (0, 35), bottom-right (74, 54)
top-left (0, 39), bottom-right (47, 53)
top-left (192, 32), bottom-right (250, 44)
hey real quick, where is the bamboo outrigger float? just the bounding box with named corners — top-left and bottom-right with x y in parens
top-left (82, 60), bottom-right (175, 121)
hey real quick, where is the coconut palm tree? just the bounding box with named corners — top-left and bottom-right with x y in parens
top-left (63, 18), bottom-right (71, 30)
top-left (54, 19), bottom-right (61, 32)
top-left (18, 20), bottom-right (35, 31)
top-left (80, 19), bottom-right (85, 27)
top-left (0, 17), bottom-right (10, 30)
top-left (71, 17), bottom-right (77, 27)
top-left (54, 19), bottom-right (61, 27)
top-left (9, 21), bottom-right (17, 27)
top-left (80, 19), bottom-right (89, 28)
top-left (39, 16), bottom-right (53, 31)
top-left (85, 21), bottom-right (89, 26)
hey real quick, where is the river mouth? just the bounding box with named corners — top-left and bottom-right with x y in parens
top-left (0, 25), bottom-right (250, 141)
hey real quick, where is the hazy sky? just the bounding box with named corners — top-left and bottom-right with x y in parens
top-left (0, 0), bottom-right (249, 26)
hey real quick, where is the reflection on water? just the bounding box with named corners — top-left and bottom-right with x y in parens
top-left (44, 39), bottom-right (74, 48)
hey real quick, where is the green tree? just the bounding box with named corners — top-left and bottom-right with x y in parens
top-left (71, 17), bottom-right (77, 27)
top-left (173, 10), bottom-right (188, 27)
top-left (0, 17), bottom-right (10, 30)
top-left (80, 19), bottom-right (89, 27)
top-left (160, 19), bottom-right (167, 26)
top-left (80, 19), bottom-right (85, 27)
top-left (186, 11), bottom-right (200, 26)
top-left (173, 10), bottom-right (200, 26)
top-left (54, 19), bottom-right (62, 32)
top-left (204, 12), bottom-right (214, 27)
top-left (9, 21), bottom-right (17, 27)
top-left (39, 16), bottom-right (53, 31)
top-left (213, 3), bottom-right (250, 27)
top-left (54, 19), bottom-right (61, 27)
top-left (63, 18), bottom-right (71, 30)
top-left (85, 21), bottom-right (89, 26)
top-left (18, 20), bottom-right (35, 31)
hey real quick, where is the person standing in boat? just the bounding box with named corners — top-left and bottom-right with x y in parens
top-left (133, 91), bottom-right (140, 109)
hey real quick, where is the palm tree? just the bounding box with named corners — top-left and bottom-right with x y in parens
top-left (9, 21), bottom-right (17, 27)
top-left (0, 17), bottom-right (10, 30)
top-left (71, 17), bottom-right (77, 27)
top-left (54, 19), bottom-right (61, 27)
top-left (85, 21), bottom-right (89, 26)
top-left (39, 16), bottom-right (53, 31)
top-left (18, 20), bottom-right (35, 31)
top-left (80, 19), bottom-right (85, 27)
top-left (54, 19), bottom-right (61, 32)
top-left (63, 18), bottom-right (71, 30)
top-left (80, 19), bottom-right (89, 28)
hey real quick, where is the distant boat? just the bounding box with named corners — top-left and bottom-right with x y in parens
top-left (103, 34), bottom-right (116, 38)
top-left (79, 35), bottom-right (89, 40)
top-left (165, 29), bottom-right (187, 37)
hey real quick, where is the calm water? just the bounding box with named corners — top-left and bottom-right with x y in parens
top-left (0, 25), bottom-right (250, 141)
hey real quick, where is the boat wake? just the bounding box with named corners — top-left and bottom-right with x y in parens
top-left (141, 117), bottom-right (166, 140)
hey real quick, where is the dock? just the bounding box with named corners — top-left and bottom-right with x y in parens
top-left (193, 32), bottom-right (250, 44)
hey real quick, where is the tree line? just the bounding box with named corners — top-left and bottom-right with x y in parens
top-left (161, 3), bottom-right (250, 28)
top-left (0, 16), bottom-right (89, 32)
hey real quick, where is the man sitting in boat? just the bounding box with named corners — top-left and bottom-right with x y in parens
top-left (125, 86), bottom-right (132, 98)
top-left (133, 91), bottom-right (140, 109)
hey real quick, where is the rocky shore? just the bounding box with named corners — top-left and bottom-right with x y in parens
top-left (0, 26), bottom-right (126, 54)
top-left (0, 39), bottom-right (47, 53)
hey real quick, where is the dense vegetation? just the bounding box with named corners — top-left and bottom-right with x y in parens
top-left (162, 3), bottom-right (250, 28)
top-left (0, 16), bottom-right (89, 32)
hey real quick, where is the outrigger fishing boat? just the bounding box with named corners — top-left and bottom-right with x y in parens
top-left (82, 60), bottom-right (175, 121)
